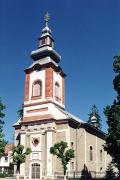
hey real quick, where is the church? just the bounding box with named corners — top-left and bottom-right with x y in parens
top-left (13, 13), bottom-right (111, 179)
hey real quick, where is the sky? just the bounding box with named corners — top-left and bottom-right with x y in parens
top-left (0, 0), bottom-right (120, 143)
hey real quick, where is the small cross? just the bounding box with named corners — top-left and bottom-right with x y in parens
top-left (44, 12), bottom-right (50, 27)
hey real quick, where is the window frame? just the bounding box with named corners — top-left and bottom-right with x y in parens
top-left (55, 81), bottom-right (61, 101)
top-left (100, 149), bottom-right (103, 161)
top-left (90, 146), bottom-right (93, 161)
top-left (31, 80), bottom-right (42, 100)
top-left (4, 156), bottom-right (8, 163)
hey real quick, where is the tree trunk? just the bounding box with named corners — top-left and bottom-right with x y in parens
top-left (64, 169), bottom-right (67, 180)
top-left (16, 164), bottom-right (20, 180)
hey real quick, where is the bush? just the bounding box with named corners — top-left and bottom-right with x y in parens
top-left (105, 163), bottom-right (116, 180)
top-left (0, 172), bottom-right (8, 178)
top-left (0, 171), bottom-right (13, 178)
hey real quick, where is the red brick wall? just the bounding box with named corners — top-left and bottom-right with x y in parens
top-left (45, 67), bottom-right (53, 98)
top-left (24, 73), bottom-right (30, 101)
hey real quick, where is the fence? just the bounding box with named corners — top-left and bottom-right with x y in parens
top-left (54, 171), bottom-right (106, 179)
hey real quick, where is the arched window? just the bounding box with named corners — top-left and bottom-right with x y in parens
top-left (100, 149), bottom-right (102, 161)
top-left (32, 80), bottom-right (42, 97)
top-left (90, 146), bottom-right (93, 161)
top-left (55, 82), bottom-right (60, 100)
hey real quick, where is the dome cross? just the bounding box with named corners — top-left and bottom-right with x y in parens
top-left (44, 12), bottom-right (50, 27)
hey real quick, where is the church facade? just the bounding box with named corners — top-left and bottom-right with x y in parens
top-left (14, 14), bottom-right (111, 179)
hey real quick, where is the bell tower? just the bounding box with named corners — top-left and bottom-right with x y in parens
top-left (23, 13), bottom-right (66, 123)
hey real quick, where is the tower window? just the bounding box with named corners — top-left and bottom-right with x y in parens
top-left (71, 162), bottom-right (74, 170)
top-left (90, 146), bottom-right (93, 161)
top-left (71, 142), bottom-right (74, 149)
top-left (100, 149), bottom-right (102, 161)
top-left (55, 82), bottom-right (60, 100)
top-left (32, 80), bottom-right (42, 97)
top-left (49, 38), bottom-right (53, 47)
top-left (40, 38), bottom-right (46, 46)
top-left (4, 156), bottom-right (8, 162)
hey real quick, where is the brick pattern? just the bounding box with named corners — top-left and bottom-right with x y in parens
top-left (45, 67), bottom-right (53, 98)
top-left (26, 107), bottom-right (48, 114)
top-left (24, 73), bottom-right (30, 101)
top-left (23, 114), bottom-right (53, 122)
top-left (62, 77), bottom-right (65, 104)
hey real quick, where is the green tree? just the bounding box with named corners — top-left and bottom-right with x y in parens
top-left (12, 145), bottom-right (31, 178)
top-left (104, 55), bottom-right (120, 177)
top-left (0, 97), bottom-right (7, 157)
top-left (88, 104), bottom-right (102, 129)
top-left (50, 141), bottom-right (74, 180)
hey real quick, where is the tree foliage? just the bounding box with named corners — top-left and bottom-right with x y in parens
top-left (50, 141), bottom-right (74, 175)
top-left (104, 55), bottom-right (120, 176)
top-left (0, 97), bottom-right (7, 157)
top-left (12, 145), bottom-right (31, 173)
top-left (88, 104), bottom-right (102, 129)
top-left (105, 163), bottom-right (116, 180)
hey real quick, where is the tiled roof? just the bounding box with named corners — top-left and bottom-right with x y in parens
top-left (4, 144), bottom-right (14, 155)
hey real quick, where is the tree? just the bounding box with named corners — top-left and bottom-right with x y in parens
top-left (104, 55), bottom-right (120, 177)
top-left (88, 104), bottom-right (102, 129)
top-left (12, 145), bottom-right (31, 179)
top-left (105, 163), bottom-right (116, 180)
top-left (50, 141), bottom-right (74, 180)
top-left (0, 97), bottom-right (7, 157)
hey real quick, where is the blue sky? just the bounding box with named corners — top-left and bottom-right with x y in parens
top-left (0, 0), bottom-right (120, 142)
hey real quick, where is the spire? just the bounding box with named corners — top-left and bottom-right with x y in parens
top-left (90, 113), bottom-right (98, 128)
top-left (37, 12), bottom-right (53, 48)
top-left (30, 13), bottom-right (61, 63)
top-left (44, 12), bottom-right (50, 27)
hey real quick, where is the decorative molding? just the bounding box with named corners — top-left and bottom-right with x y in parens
top-left (27, 107), bottom-right (48, 114)
top-left (24, 99), bottom-right (65, 110)
top-left (32, 137), bottom-right (40, 147)
top-left (23, 114), bottom-right (54, 122)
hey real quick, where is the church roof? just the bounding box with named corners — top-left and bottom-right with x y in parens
top-left (13, 118), bottom-right (21, 127)
top-left (4, 144), bottom-right (14, 155)
top-left (56, 105), bottom-right (85, 123)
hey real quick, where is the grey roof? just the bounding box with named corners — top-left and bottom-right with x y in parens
top-left (56, 105), bottom-right (85, 123)
top-left (13, 118), bottom-right (21, 127)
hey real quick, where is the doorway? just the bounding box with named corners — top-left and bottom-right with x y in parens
top-left (31, 163), bottom-right (40, 179)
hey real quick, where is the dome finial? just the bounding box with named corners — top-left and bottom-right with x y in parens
top-left (44, 12), bottom-right (50, 27)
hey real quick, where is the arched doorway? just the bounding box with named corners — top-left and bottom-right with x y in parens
top-left (31, 163), bottom-right (40, 179)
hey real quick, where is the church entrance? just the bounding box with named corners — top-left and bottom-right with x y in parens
top-left (31, 163), bottom-right (40, 179)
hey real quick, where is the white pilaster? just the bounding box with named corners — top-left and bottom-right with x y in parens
top-left (84, 129), bottom-right (86, 164)
top-left (46, 131), bottom-right (53, 177)
top-left (20, 133), bottom-right (26, 176)
top-left (96, 136), bottom-right (98, 172)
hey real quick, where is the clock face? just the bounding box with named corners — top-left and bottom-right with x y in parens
top-left (32, 137), bottom-right (40, 147)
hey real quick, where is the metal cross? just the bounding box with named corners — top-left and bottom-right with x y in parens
top-left (44, 12), bottom-right (50, 27)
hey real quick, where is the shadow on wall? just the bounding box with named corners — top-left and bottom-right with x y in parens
top-left (81, 164), bottom-right (92, 180)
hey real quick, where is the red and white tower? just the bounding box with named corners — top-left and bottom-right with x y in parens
top-left (23, 13), bottom-right (66, 123)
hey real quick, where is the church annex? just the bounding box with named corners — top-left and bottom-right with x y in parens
top-left (13, 14), bottom-right (111, 179)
